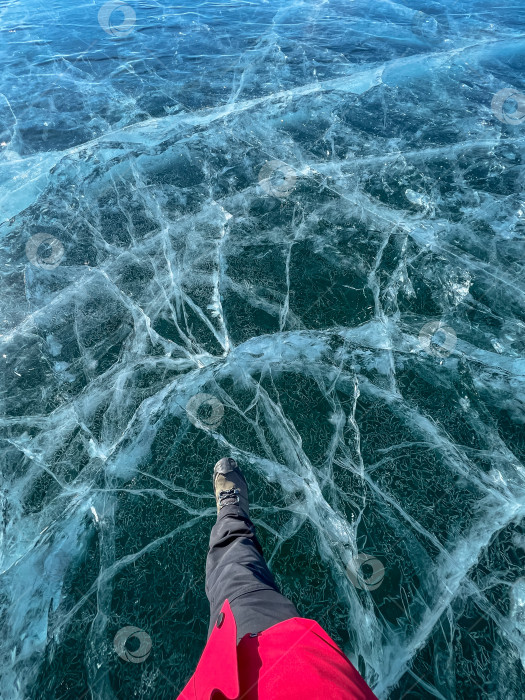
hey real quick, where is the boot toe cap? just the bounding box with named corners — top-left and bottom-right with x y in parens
top-left (214, 457), bottom-right (238, 474)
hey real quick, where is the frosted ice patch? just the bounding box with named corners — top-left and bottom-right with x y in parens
top-left (512, 534), bottom-right (525, 553)
top-left (459, 397), bottom-right (470, 411)
top-left (405, 189), bottom-right (433, 214)
top-left (447, 273), bottom-right (472, 305)
top-left (509, 578), bottom-right (525, 669)
top-left (46, 335), bottom-right (62, 356)
top-left (491, 339), bottom-right (505, 353)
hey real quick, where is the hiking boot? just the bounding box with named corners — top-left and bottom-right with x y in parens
top-left (213, 457), bottom-right (249, 515)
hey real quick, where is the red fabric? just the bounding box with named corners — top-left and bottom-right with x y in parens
top-left (177, 599), bottom-right (378, 700)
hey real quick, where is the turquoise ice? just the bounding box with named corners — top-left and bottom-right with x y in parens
top-left (0, 1), bottom-right (524, 697)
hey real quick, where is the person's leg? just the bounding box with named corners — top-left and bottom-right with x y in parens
top-left (205, 501), bottom-right (298, 642)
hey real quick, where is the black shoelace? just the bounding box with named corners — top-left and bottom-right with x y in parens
top-left (218, 487), bottom-right (240, 507)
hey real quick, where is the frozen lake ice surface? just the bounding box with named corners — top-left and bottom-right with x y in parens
top-left (1, 0), bottom-right (524, 697)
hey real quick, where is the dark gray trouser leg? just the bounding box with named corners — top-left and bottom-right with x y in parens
top-left (205, 504), bottom-right (298, 643)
